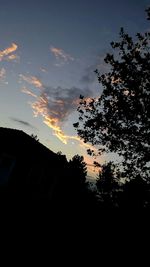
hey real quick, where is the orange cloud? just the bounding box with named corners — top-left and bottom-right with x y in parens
top-left (7, 54), bottom-right (19, 62)
top-left (44, 115), bottom-right (95, 151)
top-left (36, 95), bottom-right (94, 148)
top-left (21, 87), bottom-right (38, 98)
top-left (44, 117), bottom-right (96, 149)
top-left (19, 74), bottom-right (43, 89)
top-left (31, 99), bottom-right (68, 144)
top-left (30, 95), bottom-right (68, 142)
top-left (0, 43), bottom-right (18, 61)
top-left (20, 74), bottom-right (95, 151)
top-left (30, 94), bottom-right (91, 146)
top-left (30, 96), bottom-right (97, 156)
top-left (50, 46), bottom-right (74, 63)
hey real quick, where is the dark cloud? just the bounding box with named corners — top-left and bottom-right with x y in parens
top-left (33, 85), bottom-right (92, 124)
top-left (10, 117), bottom-right (37, 129)
top-left (81, 52), bottom-right (110, 85)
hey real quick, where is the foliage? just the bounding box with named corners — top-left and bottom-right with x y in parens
top-left (74, 8), bottom-right (150, 180)
top-left (31, 134), bottom-right (39, 142)
top-left (68, 155), bottom-right (87, 186)
top-left (96, 162), bottom-right (120, 207)
top-left (97, 162), bottom-right (118, 191)
top-left (119, 176), bottom-right (150, 208)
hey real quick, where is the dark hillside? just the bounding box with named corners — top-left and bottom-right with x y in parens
top-left (0, 127), bottom-right (68, 205)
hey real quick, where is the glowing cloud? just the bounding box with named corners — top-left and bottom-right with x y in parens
top-left (21, 87), bottom-right (38, 98)
top-left (31, 86), bottom-right (91, 124)
top-left (30, 95), bottom-right (69, 144)
top-left (21, 74), bottom-right (95, 152)
top-left (0, 43), bottom-right (18, 62)
top-left (7, 54), bottom-right (19, 62)
top-left (50, 46), bottom-right (74, 63)
top-left (19, 74), bottom-right (43, 89)
top-left (29, 89), bottom-right (95, 147)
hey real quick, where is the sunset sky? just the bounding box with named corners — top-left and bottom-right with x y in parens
top-left (0, 0), bottom-right (149, 178)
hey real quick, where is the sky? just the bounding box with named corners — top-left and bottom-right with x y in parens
top-left (0, 0), bottom-right (149, 178)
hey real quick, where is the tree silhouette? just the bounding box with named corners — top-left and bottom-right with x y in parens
top-left (68, 155), bottom-right (87, 187)
top-left (74, 8), bottom-right (150, 180)
top-left (31, 134), bottom-right (39, 142)
top-left (119, 176), bottom-right (150, 209)
top-left (67, 155), bottom-right (98, 212)
top-left (96, 162), bottom-right (120, 207)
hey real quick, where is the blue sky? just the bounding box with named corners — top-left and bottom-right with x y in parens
top-left (0, 0), bottom-right (149, 177)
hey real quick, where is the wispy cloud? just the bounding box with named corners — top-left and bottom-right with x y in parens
top-left (7, 54), bottom-right (19, 62)
top-left (0, 43), bottom-right (18, 62)
top-left (50, 46), bottom-right (74, 64)
top-left (40, 67), bottom-right (47, 73)
top-left (19, 74), bottom-right (43, 89)
top-left (21, 87), bottom-right (38, 98)
top-left (10, 117), bottom-right (37, 129)
top-left (0, 68), bottom-right (6, 82)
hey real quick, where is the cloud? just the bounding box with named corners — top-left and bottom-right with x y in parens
top-left (19, 74), bottom-right (43, 89)
top-left (20, 74), bottom-right (97, 154)
top-left (40, 67), bottom-right (47, 73)
top-left (81, 54), bottom-right (110, 85)
top-left (7, 54), bottom-right (19, 62)
top-left (20, 73), bottom-right (92, 144)
top-left (36, 87), bottom-right (96, 150)
top-left (21, 87), bottom-right (38, 98)
top-left (10, 117), bottom-right (37, 129)
top-left (50, 46), bottom-right (74, 64)
top-left (0, 43), bottom-right (18, 62)
top-left (81, 64), bottom-right (97, 84)
top-left (54, 62), bottom-right (65, 67)
top-left (0, 68), bottom-right (6, 82)
top-left (32, 85), bottom-right (91, 124)
top-left (30, 85), bottom-right (92, 144)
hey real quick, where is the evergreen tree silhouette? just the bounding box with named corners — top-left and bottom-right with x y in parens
top-left (96, 162), bottom-right (120, 208)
